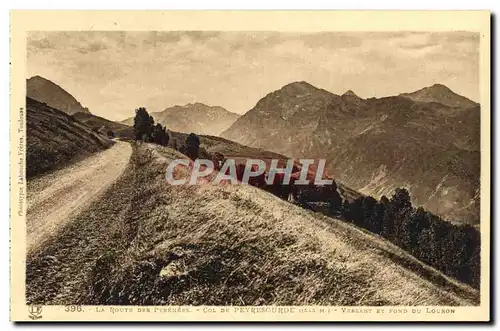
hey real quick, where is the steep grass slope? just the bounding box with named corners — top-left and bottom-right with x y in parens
top-left (88, 145), bottom-right (479, 305)
top-left (26, 97), bottom-right (113, 178)
top-left (26, 143), bottom-right (478, 305)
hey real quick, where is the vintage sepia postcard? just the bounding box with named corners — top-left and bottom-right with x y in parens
top-left (10, 10), bottom-right (490, 322)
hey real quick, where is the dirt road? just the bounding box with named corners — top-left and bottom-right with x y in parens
top-left (27, 141), bottom-right (132, 253)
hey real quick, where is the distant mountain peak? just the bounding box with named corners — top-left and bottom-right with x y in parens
top-left (342, 90), bottom-right (360, 98)
top-left (279, 81), bottom-right (319, 93)
top-left (399, 84), bottom-right (477, 108)
top-left (284, 80), bottom-right (314, 87)
top-left (430, 83), bottom-right (449, 88)
top-left (121, 102), bottom-right (239, 136)
top-left (29, 75), bottom-right (47, 81)
top-left (182, 102), bottom-right (198, 108)
top-left (183, 102), bottom-right (208, 108)
top-left (426, 83), bottom-right (454, 93)
top-left (26, 75), bottom-right (90, 115)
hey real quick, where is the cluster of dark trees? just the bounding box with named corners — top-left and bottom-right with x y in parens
top-left (132, 107), bottom-right (204, 161)
top-left (295, 181), bottom-right (342, 213)
top-left (263, 179), bottom-right (342, 214)
top-left (133, 107), bottom-right (170, 146)
top-left (178, 133), bottom-right (201, 160)
top-left (339, 188), bottom-right (480, 288)
top-left (131, 107), bottom-right (207, 160)
top-left (271, 182), bottom-right (480, 288)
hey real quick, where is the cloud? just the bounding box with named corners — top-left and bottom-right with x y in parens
top-left (28, 37), bottom-right (54, 51)
top-left (27, 31), bottom-right (480, 120)
top-left (75, 41), bottom-right (108, 54)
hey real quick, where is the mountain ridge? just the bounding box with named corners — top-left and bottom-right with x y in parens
top-left (399, 83), bottom-right (478, 108)
top-left (26, 75), bottom-right (91, 115)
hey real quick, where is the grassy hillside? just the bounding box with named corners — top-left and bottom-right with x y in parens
top-left (170, 131), bottom-right (286, 159)
top-left (28, 143), bottom-right (474, 306)
top-left (71, 112), bottom-right (135, 139)
top-left (26, 97), bottom-right (113, 178)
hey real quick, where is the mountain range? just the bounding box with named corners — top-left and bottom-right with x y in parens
top-left (121, 103), bottom-right (239, 136)
top-left (25, 75), bottom-right (480, 223)
top-left (221, 81), bottom-right (480, 224)
top-left (27, 75), bottom-right (240, 137)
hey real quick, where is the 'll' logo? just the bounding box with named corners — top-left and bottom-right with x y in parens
top-left (28, 305), bottom-right (43, 320)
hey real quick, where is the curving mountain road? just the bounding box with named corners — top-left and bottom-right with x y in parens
top-left (26, 141), bottom-right (132, 253)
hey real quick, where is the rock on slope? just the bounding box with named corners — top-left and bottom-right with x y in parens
top-left (27, 75), bottom-right (91, 115)
top-left (221, 82), bottom-right (480, 224)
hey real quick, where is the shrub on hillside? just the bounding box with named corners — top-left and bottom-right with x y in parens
top-left (170, 139), bottom-right (178, 151)
top-left (212, 152), bottom-right (225, 171)
top-left (133, 107), bottom-right (154, 142)
top-left (152, 123), bottom-right (170, 146)
top-left (185, 133), bottom-right (201, 160)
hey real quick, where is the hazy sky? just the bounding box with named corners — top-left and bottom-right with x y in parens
top-left (27, 31), bottom-right (479, 121)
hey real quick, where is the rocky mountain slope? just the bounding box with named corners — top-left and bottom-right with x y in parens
top-left (221, 82), bottom-right (480, 224)
top-left (27, 75), bottom-right (91, 115)
top-left (121, 103), bottom-right (239, 136)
